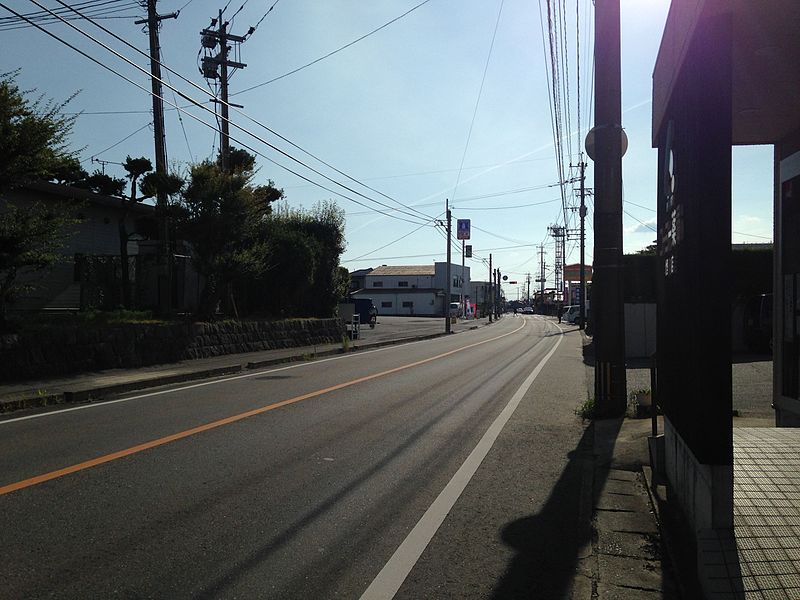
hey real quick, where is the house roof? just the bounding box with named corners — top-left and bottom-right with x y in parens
top-left (20, 181), bottom-right (155, 214)
top-left (368, 265), bottom-right (435, 276)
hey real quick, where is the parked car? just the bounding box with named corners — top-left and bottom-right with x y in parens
top-left (562, 305), bottom-right (580, 323)
top-left (521, 306), bottom-right (534, 314)
top-left (449, 302), bottom-right (461, 318)
top-left (351, 298), bottom-right (378, 327)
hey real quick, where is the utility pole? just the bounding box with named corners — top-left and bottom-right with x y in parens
top-left (496, 268), bottom-right (502, 317)
top-left (526, 272), bottom-right (531, 303)
top-left (549, 225), bottom-right (566, 305)
top-left (592, 0), bottom-right (626, 415)
top-left (579, 160), bottom-right (587, 330)
top-left (493, 269), bottom-right (497, 318)
top-left (536, 244), bottom-right (546, 301)
top-left (445, 199), bottom-right (452, 333)
top-left (461, 239), bottom-right (466, 320)
top-left (200, 10), bottom-right (248, 172)
top-left (488, 254), bottom-right (493, 323)
top-left (136, 1), bottom-right (177, 315)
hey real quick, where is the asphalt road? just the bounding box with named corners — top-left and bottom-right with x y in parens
top-left (0, 315), bottom-right (591, 599)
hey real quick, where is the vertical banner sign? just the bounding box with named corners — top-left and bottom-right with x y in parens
top-left (456, 219), bottom-right (471, 240)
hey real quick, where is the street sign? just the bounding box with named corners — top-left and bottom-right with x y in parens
top-left (456, 219), bottom-right (471, 240)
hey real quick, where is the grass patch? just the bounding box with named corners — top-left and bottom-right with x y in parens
top-left (576, 395), bottom-right (596, 420)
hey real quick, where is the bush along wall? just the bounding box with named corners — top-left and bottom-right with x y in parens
top-left (0, 318), bottom-right (345, 381)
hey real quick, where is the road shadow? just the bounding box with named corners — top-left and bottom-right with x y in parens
top-left (490, 420), bottom-right (616, 599)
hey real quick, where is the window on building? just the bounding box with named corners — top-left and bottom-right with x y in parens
top-left (381, 301), bottom-right (392, 308)
top-left (453, 277), bottom-right (461, 288)
top-left (402, 301), bottom-right (413, 308)
top-left (398, 281), bottom-right (409, 287)
top-left (373, 281), bottom-right (383, 287)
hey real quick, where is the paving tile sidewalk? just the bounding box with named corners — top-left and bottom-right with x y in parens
top-left (590, 418), bottom-right (681, 599)
top-left (582, 330), bottom-right (681, 599)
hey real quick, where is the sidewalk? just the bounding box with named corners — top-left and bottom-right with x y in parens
top-left (582, 330), bottom-right (682, 599)
top-left (0, 316), bottom-right (492, 414)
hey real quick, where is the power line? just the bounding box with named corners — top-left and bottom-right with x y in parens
top-left (6, 1), bottom-right (434, 227)
top-left (623, 209), bottom-right (656, 232)
top-left (24, 0), bottom-right (435, 225)
top-left (346, 185), bottom-right (563, 217)
top-left (349, 216), bottom-right (441, 262)
top-left (161, 46), bottom-right (194, 163)
top-left (734, 231), bottom-right (772, 240)
top-left (247, 0), bottom-right (281, 37)
top-left (233, 0), bottom-right (433, 94)
top-left (450, 0), bottom-right (505, 203)
top-left (455, 198), bottom-right (560, 211)
top-left (0, 0), bottom-right (140, 30)
top-left (86, 120), bottom-right (153, 162)
top-left (625, 199), bottom-right (654, 212)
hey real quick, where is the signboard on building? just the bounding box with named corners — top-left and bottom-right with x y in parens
top-left (564, 264), bottom-right (593, 282)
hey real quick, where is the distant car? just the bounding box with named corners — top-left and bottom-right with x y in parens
top-left (562, 305), bottom-right (580, 323)
top-left (521, 306), bottom-right (534, 314)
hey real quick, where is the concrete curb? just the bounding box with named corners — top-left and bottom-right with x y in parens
top-left (0, 329), bottom-right (465, 414)
top-left (63, 364), bottom-right (245, 403)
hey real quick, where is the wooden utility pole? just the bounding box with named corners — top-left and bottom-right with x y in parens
top-left (579, 160), bottom-right (587, 330)
top-left (488, 253), bottom-right (493, 323)
top-left (200, 10), bottom-right (247, 173)
top-left (445, 199), bottom-right (452, 333)
top-left (137, 1), bottom-right (177, 315)
top-left (592, 0), bottom-right (626, 415)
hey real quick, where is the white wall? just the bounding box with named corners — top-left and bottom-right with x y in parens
top-left (352, 291), bottom-right (438, 316)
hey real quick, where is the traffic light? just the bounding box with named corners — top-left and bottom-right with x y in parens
top-left (465, 245), bottom-right (472, 258)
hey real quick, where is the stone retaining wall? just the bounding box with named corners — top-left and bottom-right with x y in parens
top-left (0, 318), bottom-right (345, 381)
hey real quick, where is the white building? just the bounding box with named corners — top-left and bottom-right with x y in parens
top-left (351, 263), bottom-right (470, 317)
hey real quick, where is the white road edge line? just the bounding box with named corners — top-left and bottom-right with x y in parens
top-left (0, 339), bottom-right (428, 425)
top-left (359, 323), bottom-right (564, 600)
top-left (0, 322), bottom-right (519, 425)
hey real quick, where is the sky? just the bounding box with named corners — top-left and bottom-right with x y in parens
top-left (1, 0), bottom-right (775, 300)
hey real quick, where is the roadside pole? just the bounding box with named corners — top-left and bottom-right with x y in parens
top-left (461, 239), bottom-right (466, 320)
top-left (445, 199), bottom-right (452, 334)
top-left (488, 254), bottom-right (493, 323)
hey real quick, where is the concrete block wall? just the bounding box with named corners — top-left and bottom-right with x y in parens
top-left (0, 318), bottom-right (345, 381)
top-left (664, 417), bottom-right (734, 533)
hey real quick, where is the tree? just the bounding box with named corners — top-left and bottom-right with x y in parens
top-left (115, 157), bottom-right (153, 308)
top-left (636, 241), bottom-right (657, 255)
top-left (71, 157), bottom-right (182, 309)
top-left (249, 201), bottom-right (347, 318)
top-left (303, 201), bottom-right (347, 317)
top-left (0, 72), bottom-right (82, 325)
top-left (0, 202), bottom-right (79, 325)
top-left (0, 71), bottom-right (78, 194)
top-left (176, 154), bottom-right (282, 319)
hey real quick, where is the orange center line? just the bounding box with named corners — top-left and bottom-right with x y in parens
top-left (0, 321), bottom-right (527, 496)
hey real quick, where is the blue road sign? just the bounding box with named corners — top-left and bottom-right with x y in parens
top-left (456, 219), bottom-right (471, 240)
